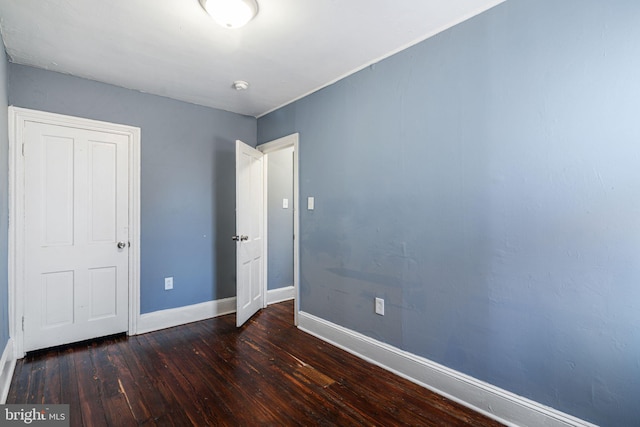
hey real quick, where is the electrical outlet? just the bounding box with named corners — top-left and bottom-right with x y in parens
top-left (375, 297), bottom-right (385, 316)
top-left (164, 277), bottom-right (173, 290)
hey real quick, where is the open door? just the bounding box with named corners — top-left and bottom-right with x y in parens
top-left (235, 140), bottom-right (265, 326)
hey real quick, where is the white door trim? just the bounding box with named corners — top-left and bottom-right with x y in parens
top-left (257, 133), bottom-right (300, 326)
top-left (8, 106), bottom-right (141, 358)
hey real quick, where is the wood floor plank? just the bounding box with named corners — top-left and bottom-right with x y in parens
top-left (6, 356), bottom-right (27, 403)
top-left (89, 339), bottom-right (141, 426)
top-left (42, 350), bottom-right (62, 404)
top-left (143, 330), bottom-right (240, 425)
top-left (103, 342), bottom-right (153, 424)
top-left (129, 334), bottom-right (205, 426)
top-left (7, 301), bottom-right (504, 426)
top-left (114, 336), bottom-right (175, 421)
top-left (133, 333), bottom-right (213, 426)
top-left (58, 347), bottom-right (84, 427)
top-left (71, 346), bottom-right (110, 426)
top-left (25, 352), bottom-right (47, 404)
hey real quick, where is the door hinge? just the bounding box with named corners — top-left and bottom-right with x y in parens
top-left (22, 316), bottom-right (24, 331)
top-left (21, 143), bottom-right (25, 156)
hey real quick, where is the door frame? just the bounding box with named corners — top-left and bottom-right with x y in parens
top-left (257, 133), bottom-right (300, 325)
top-left (8, 107), bottom-right (141, 358)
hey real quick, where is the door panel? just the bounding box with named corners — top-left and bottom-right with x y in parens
top-left (236, 140), bottom-right (264, 327)
top-left (89, 267), bottom-right (117, 320)
top-left (23, 121), bottom-right (129, 352)
top-left (41, 271), bottom-right (74, 327)
top-left (89, 141), bottom-right (118, 242)
top-left (42, 135), bottom-right (75, 246)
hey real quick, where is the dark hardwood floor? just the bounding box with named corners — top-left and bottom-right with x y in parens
top-left (8, 301), bottom-right (503, 426)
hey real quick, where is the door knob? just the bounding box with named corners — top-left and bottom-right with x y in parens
top-left (232, 235), bottom-right (249, 241)
top-left (117, 241), bottom-right (127, 249)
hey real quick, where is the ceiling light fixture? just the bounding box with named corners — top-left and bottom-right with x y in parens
top-left (200, 0), bottom-right (258, 29)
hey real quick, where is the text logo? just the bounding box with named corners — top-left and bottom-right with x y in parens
top-left (1, 405), bottom-right (69, 426)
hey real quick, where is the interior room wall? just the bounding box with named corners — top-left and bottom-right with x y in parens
top-left (8, 64), bottom-right (257, 314)
top-left (257, 0), bottom-right (640, 425)
top-left (267, 147), bottom-right (294, 290)
top-left (0, 34), bottom-right (10, 350)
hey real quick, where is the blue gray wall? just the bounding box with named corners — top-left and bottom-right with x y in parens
top-left (0, 36), bottom-right (9, 351)
top-left (258, 0), bottom-right (640, 425)
top-left (9, 64), bottom-right (256, 314)
top-left (267, 147), bottom-right (294, 290)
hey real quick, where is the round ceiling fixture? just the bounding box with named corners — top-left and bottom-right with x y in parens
top-left (233, 80), bottom-right (249, 91)
top-left (200, 0), bottom-right (258, 29)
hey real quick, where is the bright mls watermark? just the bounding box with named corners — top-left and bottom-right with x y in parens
top-left (1, 405), bottom-right (69, 426)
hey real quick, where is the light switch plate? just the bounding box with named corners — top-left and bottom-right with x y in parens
top-left (165, 277), bottom-right (173, 290)
top-left (308, 197), bottom-right (315, 210)
top-left (283, 198), bottom-right (289, 209)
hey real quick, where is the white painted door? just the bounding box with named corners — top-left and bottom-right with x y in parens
top-left (235, 140), bottom-right (265, 326)
top-left (23, 121), bottom-right (130, 352)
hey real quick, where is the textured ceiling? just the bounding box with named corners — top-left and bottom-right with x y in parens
top-left (0, 0), bottom-right (506, 117)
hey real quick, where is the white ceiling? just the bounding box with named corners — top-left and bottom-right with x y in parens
top-left (0, 0), bottom-right (505, 118)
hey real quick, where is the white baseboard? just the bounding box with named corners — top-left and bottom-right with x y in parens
top-left (136, 288), bottom-right (295, 336)
top-left (298, 312), bottom-right (597, 427)
top-left (137, 297), bottom-right (236, 335)
top-left (267, 285), bottom-right (295, 305)
top-left (0, 338), bottom-right (16, 404)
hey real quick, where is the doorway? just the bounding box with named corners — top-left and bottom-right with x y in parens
top-left (258, 133), bottom-right (300, 325)
top-left (8, 107), bottom-right (141, 357)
